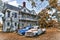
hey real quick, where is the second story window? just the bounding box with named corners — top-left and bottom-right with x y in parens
top-left (12, 12), bottom-right (17, 18)
top-left (22, 14), bottom-right (24, 18)
top-left (7, 10), bottom-right (10, 17)
top-left (27, 15), bottom-right (30, 18)
top-left (15, 13), bottom-right (17, 18)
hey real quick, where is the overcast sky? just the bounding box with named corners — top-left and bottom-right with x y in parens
top-left (2, 0), bottom-right (49, 13)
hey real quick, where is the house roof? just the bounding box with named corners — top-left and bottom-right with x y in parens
top-left (4, 4), bottom-right (21, 11)
top-left (4, 3), bottom-right (37, 15)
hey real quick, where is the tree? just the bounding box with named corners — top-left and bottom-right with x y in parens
top-left (27, 0), bottom-right (60, 28)
top-left (49, 0), bottom-right (60, 11)
top-left (27, 0), bottom-right (46, 8)
top-left (38, 9), bottom-right (49, 28)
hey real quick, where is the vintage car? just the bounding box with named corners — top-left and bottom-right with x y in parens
top-left (25, 26), bottom-right (46, 36)
top-left (18, 26), bottom-right (31, 35)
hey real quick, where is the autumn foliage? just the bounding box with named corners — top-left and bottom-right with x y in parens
top-left (49, 0), bottom-right (60, 11)
top-left (38, 9), bottom-right (59, 28)
top-left (38, 9), bottom-right (49, 28)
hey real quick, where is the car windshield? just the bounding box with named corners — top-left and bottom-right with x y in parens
top-left (25, 27), bottom-right (30, 29)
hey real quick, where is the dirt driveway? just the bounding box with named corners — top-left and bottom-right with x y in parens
top-left (0, 28), bottom-right (60, 40)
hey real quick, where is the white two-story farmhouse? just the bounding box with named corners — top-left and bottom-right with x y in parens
top-left (2, 2), bottom-right (38, 32)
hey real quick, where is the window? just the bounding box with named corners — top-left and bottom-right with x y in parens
top-left (7, 10), bottom-right (10, 17)
top-left (7, 22), bottom-right (10, 26)
top-left (12, 12), bottom-right (15, 16)
top-left (12, 12), bottom-right (17, 18)
top-left (19, 11), bottom-right (21, 15)
top-left (19, 13), bottom-right (20, 15)
top-left (15, 23), bottom-right (17, 26)
top-left (33, 16), bottom-right (36, 19)
top-left (8, 13), bottom-right (10, 17)
top-left (24, 14), bottom-right (26, 18)
top-left (22, 14), bottom-right (24, 18)
top-left (22, 24), bottom-right (24, 27)
top-left (15, 13), bottom-right (17, 18)
top-left (27, 15), bottom-right (30, 18)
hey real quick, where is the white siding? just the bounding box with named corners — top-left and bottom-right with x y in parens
top-left (3, 20), bottom-right (11, 32)
top-left (12, 22), bottom-right (18, 30)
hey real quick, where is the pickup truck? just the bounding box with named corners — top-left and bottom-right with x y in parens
top-left (25, 26), bottom-right (46, 36)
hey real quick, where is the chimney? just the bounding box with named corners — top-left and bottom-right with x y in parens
top-left (23, 2), bottom-right (26, 7)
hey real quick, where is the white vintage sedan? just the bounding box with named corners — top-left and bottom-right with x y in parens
top-left (25, 26), bottom-right (46, 36)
